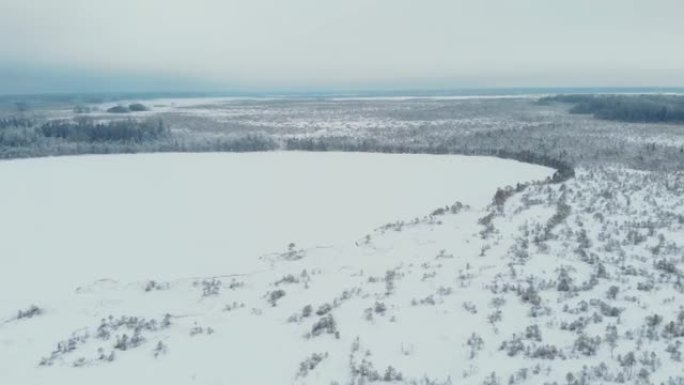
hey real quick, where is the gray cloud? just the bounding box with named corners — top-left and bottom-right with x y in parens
top-left (1, 0), bottom-right (683, 93)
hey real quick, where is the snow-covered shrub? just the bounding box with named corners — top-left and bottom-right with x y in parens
top-left (296, 352), bottom-right (328, 378)
top-left (528, 345), bottom-right (561, 360)
top-left (482, 372), bottom-right (501, 385)
top-left (606, 285), bottom-right (619, 300)
top-left (267, 289), bottom-right (286, 306)
top-left (525, 324), bottom-right (542, 342)
top-left (466, 333), bottom-right (484, 359)
top-left (144, 280), bottom-right (168, 292)
top-left (544, 199), bottom-right (571, 238)
top-left (153, 341), bottom-right (167, 358)
top-left (374, 302), bottom-right (387, 315)
top-left (383, 366), bottom-right (403, 382)
top-left (308, 314), bottom-right (339, 339)
top-left (573, 333), bottom-right (601, 356)
top-left (316, 303), bottom-right (333, 316)
top-left (189, 323), bottom-right (214, 337)
top-left (412, 295), bottom-right (436, 306)
top-left (17, 305), bottom-right (42, 319)
top-left (518, 284), bottom-right (542, 306)
top-left (228, 278), bottom-right (245, 290)
top-left (200, 278), bottom-right (222, 297)
top-left (97, 348), bottom-right (115, 362)
top-left (463, 301), bottom-right (478, 314)
top-left (223, 302), bottom-right (245, 312)
top-left (282, 242), bottom-right (304, 260)
top-left (274, 274), bottom-right (299, 286)
top-left (556, 267), bottom-right (574, 292)
top-left (385, 269), bottom-right (398, 295)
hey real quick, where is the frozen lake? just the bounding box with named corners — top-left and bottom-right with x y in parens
top-left (0, 152), bottom-right (553, 305)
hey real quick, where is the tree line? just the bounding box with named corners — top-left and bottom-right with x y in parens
top-left (0, 117), bottom-right (33, 129)
top-left (0, 116), bottom-right (575, 182)
top-left (285, 137), bottom-right (575, 183)
top-left (0, 117), bottom-right (277, 159)
top-left (539, 94), bottom-right (684, 123)
top-left (40, 119), bottom-right (167, 143)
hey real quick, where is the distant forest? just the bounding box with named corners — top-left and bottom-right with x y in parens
top-left (7, 92), bottom-right (684, 183)
top-left (0, 115), bottom-right (575, 183)
top-left (540, 94), bottom-right (684, 123)
top-left (0, 118), bottom-right (277, 159)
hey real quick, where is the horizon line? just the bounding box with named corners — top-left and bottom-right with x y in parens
top-left (2, 86), bottom-right (684, 99)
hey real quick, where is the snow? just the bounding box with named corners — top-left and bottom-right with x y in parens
top-left (0, 152), bottom-right (556, 385)
top-left (3, 156), bottom-right (684, 383)
top-left (12, 152), bottom-right (684, 384)
top-left (0, 151), bottom-right (550, 302)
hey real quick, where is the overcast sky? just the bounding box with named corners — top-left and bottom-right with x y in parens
top-left (1, 0), bottom-right (683, 93)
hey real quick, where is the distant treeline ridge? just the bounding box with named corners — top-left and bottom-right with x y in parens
top-left (0, 117), bottom-right (574, 183)
top-left (539, 94), bottom-right (684, 123)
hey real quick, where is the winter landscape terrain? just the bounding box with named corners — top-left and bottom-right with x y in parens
top-left (1, 93), bottom-right (684, 385)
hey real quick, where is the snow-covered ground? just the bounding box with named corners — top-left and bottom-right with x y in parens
top-left (0, 152), bottom-right (551, 301)
top-left (3, 152), bottom-right (683, 384)
top-left (0, 152), bottom-right (557, 385)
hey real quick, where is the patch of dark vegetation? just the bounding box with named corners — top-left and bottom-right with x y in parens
top-left (268, 289), bottom-right (286, 307)
top-left (128, 103), bottom-right (148, 112)
top-left (296, 352), bottom-right (328, 378)
top-left (17, 305), bottom-right (42, 320)
top-left (197, 278), bottom-right (221, 297)
top-left (307, 314), bottom-right (339, 339)
top-left (106, 103), bottom-right (149, 113)
top-left (544, 198), bottom-right (572, 239)
top-left (540, 94), bottom-right (684, 123)
top-left (41, 119), bottom-right (167, 143)
top-left (40, 313), bottom-right (172, 367)
top-left (0, 117), bottom-right (33, 128)
top-left (107, 105), bottom-right (130, 113)
top-left (0, 115), bottom-right (277, 159)
top-left (107, 103), bottom-right (149, 114)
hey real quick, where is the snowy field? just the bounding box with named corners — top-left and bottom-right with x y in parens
top-left (0, 152), bottom-right (551, 301)
top-left (0, 152), bottom-right (556, 385)
top-left (2, 152), bottom-right (684, 384)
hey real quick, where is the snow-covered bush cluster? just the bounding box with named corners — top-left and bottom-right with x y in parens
top-left (39, 314), bottom-right (172, 367)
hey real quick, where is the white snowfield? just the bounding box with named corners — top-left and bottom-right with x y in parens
top-left (0, 152), bottom-right (550, 301)
top-left (0, 152), bottom-right (552, 384)
top-left (3, 153), bottom-right (684, 384)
